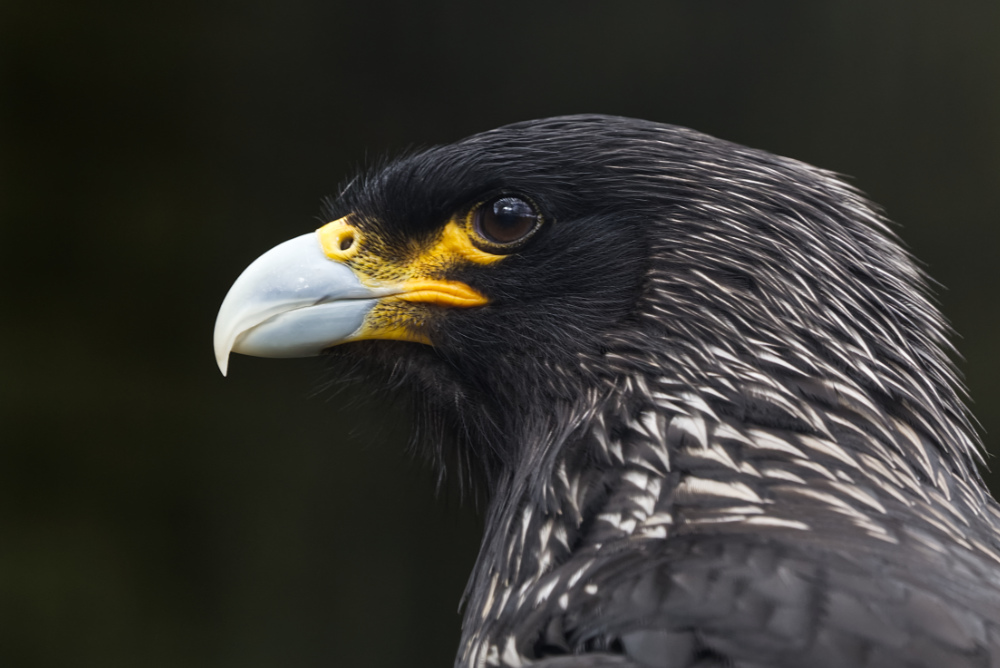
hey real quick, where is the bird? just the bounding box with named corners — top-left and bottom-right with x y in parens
top-left (214, 115), bottom-right (1000, 667)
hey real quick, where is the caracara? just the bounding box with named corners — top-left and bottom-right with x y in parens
top-left (215, 115), bottom-right (1000, 667)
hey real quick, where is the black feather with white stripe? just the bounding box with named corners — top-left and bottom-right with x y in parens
top-left (320, 115), bottom-right (1000, 667)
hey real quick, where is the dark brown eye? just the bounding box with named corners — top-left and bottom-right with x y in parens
top-left (472, 196), bottom-right (541, 248)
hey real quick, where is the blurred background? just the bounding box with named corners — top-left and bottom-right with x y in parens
top-left (2, 2), bottom-right (998, 667)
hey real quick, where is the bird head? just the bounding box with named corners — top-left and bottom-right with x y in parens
top-left (215, 115), bottom-right (979, 491)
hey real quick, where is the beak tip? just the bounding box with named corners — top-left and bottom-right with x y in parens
top-left (214, 324), bottom-right (233, 376)
top-left (214, 328), bottom-right (233, 376)
top-left (216, 350), bottom-right (230, 377)
top-left (212, 231), bottom-right (382, 375)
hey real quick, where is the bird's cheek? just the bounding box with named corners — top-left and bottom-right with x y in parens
top-left (351, 299), bottom-right (435, 346)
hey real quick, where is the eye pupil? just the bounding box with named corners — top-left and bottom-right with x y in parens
top-left (475, 196), bottom-right (540, 246)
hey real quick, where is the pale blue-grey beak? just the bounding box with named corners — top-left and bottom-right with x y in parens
top-left (213, 232), bottom-right (391, 376)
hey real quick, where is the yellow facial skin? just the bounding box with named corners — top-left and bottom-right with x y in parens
top-left (316, 215), bottom-right (495, 344)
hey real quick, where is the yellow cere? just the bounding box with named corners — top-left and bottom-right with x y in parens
top-left (317, 217), bottom-right (363, 261)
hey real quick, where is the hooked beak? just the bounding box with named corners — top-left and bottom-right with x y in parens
top-left (213, 232), bottom-right (388, 375)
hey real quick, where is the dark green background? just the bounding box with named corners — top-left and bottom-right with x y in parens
top-left (2, 3), bottom-right (998, 667)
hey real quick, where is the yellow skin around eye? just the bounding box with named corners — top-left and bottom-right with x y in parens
top-left (430, 218), bottom-right (507, 267)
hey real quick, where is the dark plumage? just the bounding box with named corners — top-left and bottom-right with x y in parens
top-left (220, 115), bottom-right (1000, 667)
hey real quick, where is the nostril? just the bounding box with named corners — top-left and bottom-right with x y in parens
top-left (340, 235), bottom-right (354, 251)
